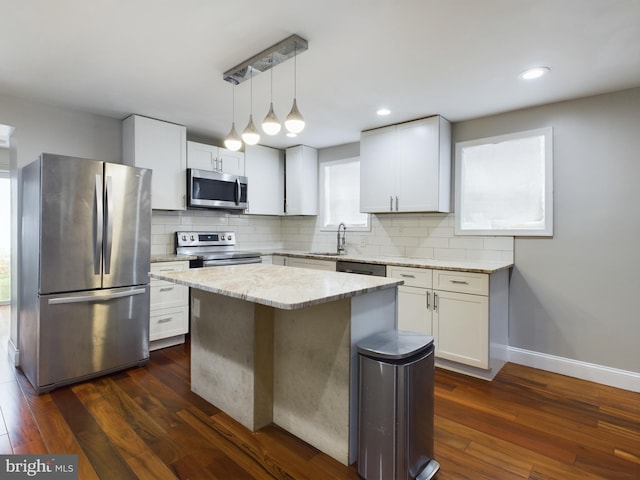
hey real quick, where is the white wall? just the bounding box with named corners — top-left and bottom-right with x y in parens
top-left (455, 87), bottom-right (640, 374)
top-left (1, 93), bottom-right (123, 357)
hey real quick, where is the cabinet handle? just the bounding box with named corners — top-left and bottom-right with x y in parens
top-left (426, 291), bottom-right (430, 309)
top-left (400, 274), bottom-right (416, 278)
top-left (220, 158), bottom-right (224, 171)
top-left (160, 287), bottom-right (174, 292)
top-left (395, 196), bottom-right (399, 211)
top-left (433, 292), bottom-right (438, 311)
top-left (390, 196), bottom-right (393, 211)
top-left (450, 280), bottom-right (469, 285)
top-left (157, 317), bottom-right (173, 324)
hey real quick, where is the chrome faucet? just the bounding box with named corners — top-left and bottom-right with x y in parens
top-left (337, 223), bottom-right (347, 254)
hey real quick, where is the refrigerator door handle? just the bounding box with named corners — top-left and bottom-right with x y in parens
top-left (94, 174), bottom-right (103, 275)
top-left (104, 175), bottom-right (114, 274)
top-left (48, 288), bottom-right (147, 305)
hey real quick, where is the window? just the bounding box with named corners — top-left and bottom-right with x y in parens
top-left (320, 157), bottom-right (370, 231)
top-left (455, 127), bottom-right (553, 236)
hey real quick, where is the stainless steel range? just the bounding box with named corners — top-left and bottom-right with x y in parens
top-left (176, 231), bottom-right (262, 267)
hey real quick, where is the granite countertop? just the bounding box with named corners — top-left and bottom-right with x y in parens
top-left (272, 250), bottom-right (513, 274)
top-left (151, 254), bottom-right (197, 263)
top-left (149, 263), bottom-right (403, 310)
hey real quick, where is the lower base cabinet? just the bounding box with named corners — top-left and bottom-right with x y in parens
top-left (150, 261), bottom-right (189, 350)
top-left (280, 256), bottom-right (336, 271)
top-left (388, 266), bottom-right (508, 379)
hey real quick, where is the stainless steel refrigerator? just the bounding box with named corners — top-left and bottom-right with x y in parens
top-left (19, 153), bottom-right (152, 393)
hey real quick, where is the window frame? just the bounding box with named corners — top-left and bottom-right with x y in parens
top-left (319, 156), bottom-right (371, 232)
top-left (454, 126), bottom-right (553, 236)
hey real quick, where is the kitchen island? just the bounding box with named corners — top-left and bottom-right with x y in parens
top-left (149, 264), bottom-right (402, 465)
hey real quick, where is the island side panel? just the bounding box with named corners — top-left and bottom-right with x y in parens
top-left (273, 298), bottom-right (352, 466)
top-left (348, 287), bottom-right (397, 464)
top-left (190, 290), bottom-right (274, 431)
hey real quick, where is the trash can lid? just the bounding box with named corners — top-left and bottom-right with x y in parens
top-left (357, 330), bottom-right (434, 360)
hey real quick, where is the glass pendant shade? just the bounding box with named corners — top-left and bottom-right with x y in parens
top-left (242, 114), bottom-right (260, 145)
top-left (285, 98), bottom-right (305, 134)
top-left (262, 102), bottom-right (281, 135)
top-left (224, 122), bottom-right (242, 151)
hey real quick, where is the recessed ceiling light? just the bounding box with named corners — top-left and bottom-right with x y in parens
top-left (376, 108), bottom-right (391, 116)
top-left (519, 66), bottom-right (550, 80)
top-left (286, 132), bottom-right (297, 138)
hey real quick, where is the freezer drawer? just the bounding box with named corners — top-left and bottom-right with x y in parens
top-left (34, 286), bottom-right (150, 392)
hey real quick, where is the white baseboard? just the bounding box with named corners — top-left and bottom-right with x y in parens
top-left (508, 346), bottom-right (640, 393)
top-left (7, 339), bottom-right (19, 367)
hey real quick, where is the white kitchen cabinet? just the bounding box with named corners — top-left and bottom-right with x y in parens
top-left (360, 116), bottom-right (451, 213)
top-left (187, 141), bottom-right (245, 176)
top-left (433, 289), bottom-right (489, 368)
top-left (150, 261), bottom-right (189, 350)
top-left (271, 255), bottom-right (287, 266)
top-left (387, 266), bottom-right (433, 335)
top-left (245, 144), bottom-right (285, 215)
top-left (285, 145), bottom-right (318, 215)
top-left (388, 265), bottom-right (509, 379)
top-left (285, 257), bottom-right (336, 271)
top-left (122, 115), bottom-right (187, 210)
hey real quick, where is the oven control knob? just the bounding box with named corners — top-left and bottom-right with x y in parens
top-left (190, 235), bottom-right (195, 241)
top-left (227, 235), bottom-right (232, 240)
top-left (182, 235), bottom-right (187, 241)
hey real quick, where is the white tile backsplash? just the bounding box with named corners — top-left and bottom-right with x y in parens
top-left (151, 211), bottom-right (514, 263)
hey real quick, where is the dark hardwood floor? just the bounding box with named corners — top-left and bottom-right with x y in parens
top-left (0, 306), bottom-right (638, 479)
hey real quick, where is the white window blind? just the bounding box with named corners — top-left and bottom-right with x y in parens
top-left (455, 127), bottom-right (553, 236)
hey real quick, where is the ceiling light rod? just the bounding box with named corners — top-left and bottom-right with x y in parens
top-left (223, 34), bottom-right (308, 85)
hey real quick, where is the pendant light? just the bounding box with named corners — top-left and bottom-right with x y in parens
top-left (262, 53), bottom-right (281, 135)
top-left (224, 82), bottom-right (242, 151)
top-left (242, 71), bottom-right (260, 145)
top-left (285, 44), bottom-right (305, 134)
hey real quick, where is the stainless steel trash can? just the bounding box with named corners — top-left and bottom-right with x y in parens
top-left (357, 330), bottom-right (439, 480)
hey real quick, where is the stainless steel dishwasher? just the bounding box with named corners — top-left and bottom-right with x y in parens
top-left (336, 260), bottom-right (386, 277)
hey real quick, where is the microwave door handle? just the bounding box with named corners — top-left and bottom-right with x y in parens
top-left (235, 178), bottom-right (241, 205)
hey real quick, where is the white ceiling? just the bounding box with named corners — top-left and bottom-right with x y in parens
top-left (1, 0), bottom-right (639, 149)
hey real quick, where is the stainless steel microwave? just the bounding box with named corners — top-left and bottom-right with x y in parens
top-left (187, 168), bottom-right (248, 210)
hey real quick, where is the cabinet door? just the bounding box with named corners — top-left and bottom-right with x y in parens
top-left (360, 126), bottom-right (396, 212)
top-left (286, 257), bottom-right (336, 271)
top-left (187, 141), bottom-right (216, 170)
top-left (285, 145), bottom-right (318, 215)
top-left (396, 117), bottom-right (441, 212)
top-left (245, 145), bottom-right (285, 215)
top-left (433, 290), bottom-right (488, 368)
top-left (397, 285), bottom-right (432, 335)
top-left (123, 115), bottom-right (186, 210)
top-left (218, 147), bottom-right (245, 176)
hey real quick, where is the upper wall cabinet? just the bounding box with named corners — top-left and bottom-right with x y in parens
top-left (245, 144), bottom-right (285, 215)
top-left (360, 115), bottom-right (451, 213)
top-left (187, 141), bottom-right (245, 176)
top-left (285, 145), bottom-right (318, 215)
top-left (122, 115), bottom-right (187, 211)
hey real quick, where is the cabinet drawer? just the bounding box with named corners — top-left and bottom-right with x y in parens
top-left (387, 266), bottom-right (432, 288)
top-left (151, 282), bottom-right (188, 310)
top-left (433, 270), bottom-right (488, 295)
top-left (150, 307), bottom-right (188, 341)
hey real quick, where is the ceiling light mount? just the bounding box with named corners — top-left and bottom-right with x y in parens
top-left (223, 34), bottom-right (308, 85)
top-left (519, 66), bottom-right (550, 80)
